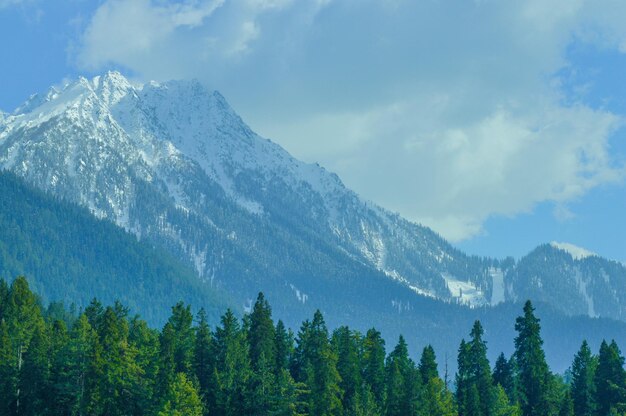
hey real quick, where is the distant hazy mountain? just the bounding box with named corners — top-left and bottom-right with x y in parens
top-left (1, 72), bottom-right (626, 371)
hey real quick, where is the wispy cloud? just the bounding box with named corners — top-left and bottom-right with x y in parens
top-left (73, 0), bottom-right (626, 241)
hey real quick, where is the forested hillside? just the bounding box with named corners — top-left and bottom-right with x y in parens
top-left (0, 171), bottom-right (229, 324)
top-left (1, 276), bottom-right (624, 416)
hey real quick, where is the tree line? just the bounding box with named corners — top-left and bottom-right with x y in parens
top-left (0, 276), bottom-right (625, 416)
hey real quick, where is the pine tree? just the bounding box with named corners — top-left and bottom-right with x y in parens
top-left (5, 276), bottom-right (45, 415)
top-left (48, 313), bottom-right (100, 416)
top-left (248, 292), bottom-right (277, 372)
top-left (332, 326), bottom-right (364, 415)
top-left (18, 324), bottom-right (50, 416)
top-left (514, 301), bottom-right (552, 416)
top-left (270, 368), bottom-right (310, 416)
top-left (493, 353), bottom-right (516, 403)
top-left (98, 306), bottom-right (143, 416)
top-left (362, 328), bottom-right (386, 409)
top-left (492, 385), bottom-right (521, 416)
top-left (422, 376), bottom-right (457, 416)
top-left (0, 320), bottom-right (16, 416)
top-left (158, 372), bottom-right (204, 416)
top-left (558, 391), bottom-right (573, 416)
top-left (129, 315), bottom-right (160, 413)
top-left (193, 308), bottom-right (213, 414)
top-left (275, 319), bottom-right (294, 376)
top-left (168, 302), bottom-right (195, 377)
top-left (385, 335), bottom-right (420, 416)
top-left (213, 309), bottom-right (251, 416)
top-left (293, 310), bottom-right (343, 416)
top-left (158, 322), bottom-right (178, 402)
top-left (571, 340), bottom-right (596, 416)
top-left (594, 340), bottom-right (626, 416)
top-left (419, 345), bottom-right (439, 384)
top-left (456, 321), bottom-right (496, 416)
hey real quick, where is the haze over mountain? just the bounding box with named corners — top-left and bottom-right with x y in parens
top-left (1, 72), bottom-right (625, 371)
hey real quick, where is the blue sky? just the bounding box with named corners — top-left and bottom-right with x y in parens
top-left (1, 0), bottom-right (625, 262)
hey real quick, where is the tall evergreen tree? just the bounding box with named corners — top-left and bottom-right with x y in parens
top-left (248, 292), bottom-right (276, 371)
top-left (456, 321), bottom-right (495, 416)
top-left (571, 340), bottom-right (596, 416)
top-left (293, 310), bottom-right (343, 416)
top-left (168, 302), bottom-right (195, 377)
top-left (0, 320), bottom-right (15, 416)
top-left (129, 316), bottom-right (160, 414)
top-left (275, 319), bottom-right (293, 376)
top-left (158, 372), bottom-right (204, 416)
top-left (158, 323), bottom-right (177, 403)
top-left (5, 276), bottom-right (45, 415)
top-left (193, 308), bottom-right (213, 415)
top-left (493, 353), bottom-right (516, 404)
top-left (594, 340), bottom-right (626, 416)
top-left (385, 335), bottom-right (420, 416)
top-left (18, 324), bottom-right (50, 416)
top-left (514, 301), bottom-right (552, 416)
top-left (362, 328), bottom-right (386, 409)
top-left (48, 313), bottom-right (100, 416)
top-left (212, 309), bottom-right (251, 416)
top-left (98, 306), bottom-right (143, 416)
top-left (332, 326), bottom-right (364, 415)
top-left (419, 345), bottom-right (439, 384)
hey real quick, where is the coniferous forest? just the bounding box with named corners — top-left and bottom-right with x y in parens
top-left (1, 276), bottom-right (625, 416)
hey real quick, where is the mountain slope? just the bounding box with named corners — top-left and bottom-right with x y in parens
top-left (0, 171), bottom-right (229, 324)
top-left (0, 72), bottom-right (499, 311)
top-left (1, 73), bottom-right (626, 372)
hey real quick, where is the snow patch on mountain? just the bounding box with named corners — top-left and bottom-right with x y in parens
top-left (489, 267), bottom-right (505, 305)
top-left (550, 242), bottom-right (596, 260)
top-left (442, 273), bottom-right (486, 307)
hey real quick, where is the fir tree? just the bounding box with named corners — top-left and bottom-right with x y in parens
top-left (419, 344), bottom-right (439, 384)
top-left (594, 340), bottom-right (626, 416)
top-left (213, 309), bottom-right (251, 416)
top-left (362, 328), bottom-right (386, 409)
top-left (158, 372), bottom-right (204, 416)
top-left (18, 324), bottom-right (50, 416)
top-left (385, 335), bottom-right (420, 416)
top-left (168, 302), bottom-right (195, 377)
top-left (570, 340), bottom-right (596, 416)
top-left (275, 319), bottom-right (294, 377)
top-left (248, 292), bottom-right (277, 372)
top-left (193, 308), bottom-right (213, 414)
top-left (493, 353), bottom-right (516, 403)
top-left (514, 301), bottom-right (552, 416)
top-left (332, 326), bottom-right (364, 415)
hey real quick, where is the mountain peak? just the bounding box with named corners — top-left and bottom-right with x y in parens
top-left (549, 241), bottom-right (596, 260)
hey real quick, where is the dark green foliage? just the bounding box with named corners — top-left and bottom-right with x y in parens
top-left (514, 301), bottom-right (552, 416)
top-left (2, 282), bottom-right (626, 416)
top-left (362, 328), bottom-right (387, 409)
top-left (168, 302), bottom-right (195, 376)
top-left (419, 344), bottom-right (439, 384)
top-left (193, 308), bottom-right (213, 414)
top-left (493, 353), bottom-right (516, 403)
top-left (248, 292), bottom-right (276, 372)
top-left (570, 340), bottom-right (596, 416)
top-left (594, 340), bottom-right (626, 416)
top-left (385, 335), bottom-right (420, 416)
top-left (456, 321), bottom-right (496, 416)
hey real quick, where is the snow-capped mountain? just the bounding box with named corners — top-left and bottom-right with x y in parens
top-left (0, 72), bottom-right (495, 306)
top-left (0, 71), bottom-right (624, 325)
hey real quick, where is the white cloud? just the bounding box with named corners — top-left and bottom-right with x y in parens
top-left (73, 0), bottom-right (626, 241)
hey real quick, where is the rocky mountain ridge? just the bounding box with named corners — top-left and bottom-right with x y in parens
top-left (0, 71), bottom-right (624, 323)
